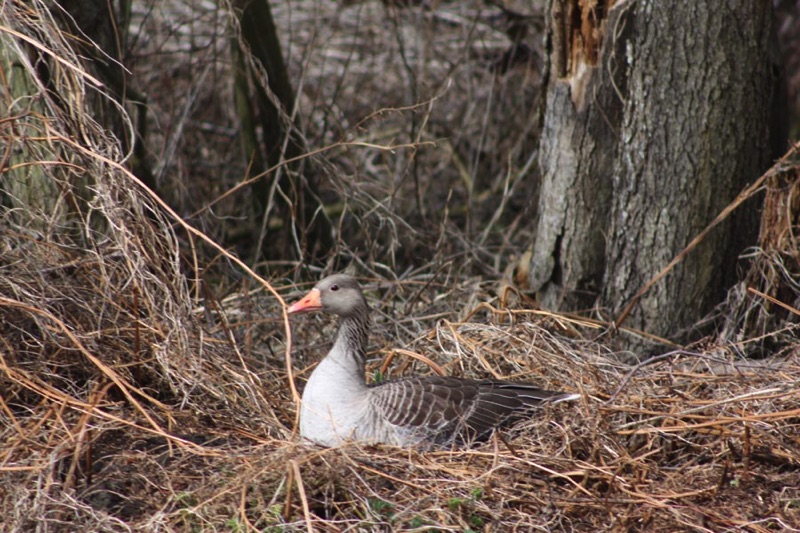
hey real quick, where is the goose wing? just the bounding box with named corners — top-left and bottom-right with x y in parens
top-left (369, 376), bottom-right (571, 445)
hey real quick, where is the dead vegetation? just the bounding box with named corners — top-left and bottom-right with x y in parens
top-left (2, 1), bottom-right (800, 532)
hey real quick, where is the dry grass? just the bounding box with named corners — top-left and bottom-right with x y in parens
top-left (4, 273), bottom-right (800, 531)
top-left (2, 1), bottom-right (800, 532)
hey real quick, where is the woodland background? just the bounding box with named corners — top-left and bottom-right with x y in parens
top-left (2, 1), bottom-right (800, 531)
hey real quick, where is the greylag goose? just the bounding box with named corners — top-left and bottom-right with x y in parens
top-left (288, 274), bottom-right (578, 448)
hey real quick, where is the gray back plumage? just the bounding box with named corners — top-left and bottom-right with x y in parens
top-left (370, 376), bottom-right (573, 446)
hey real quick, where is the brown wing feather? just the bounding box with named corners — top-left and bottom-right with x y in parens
top-left (370, 376), bottom-right (571, 445)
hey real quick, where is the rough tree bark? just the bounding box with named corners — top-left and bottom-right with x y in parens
top-left (528, 0), bottom-right (781, 354)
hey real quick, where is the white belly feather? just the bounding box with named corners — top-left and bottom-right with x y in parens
top-left (300, 351), bottom-right (372, 446)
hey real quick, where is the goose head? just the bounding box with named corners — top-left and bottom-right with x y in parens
top-left (287, 274), bottom-right (368, 318)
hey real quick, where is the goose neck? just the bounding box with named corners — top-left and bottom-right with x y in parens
top-left (329, 311), bottom-right (370, 374)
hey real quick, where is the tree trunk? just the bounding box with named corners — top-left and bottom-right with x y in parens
top-left (2, 0), bottom-right (134, 236)
top-left (529, 0), bottom-right (781, 354)
top-left (232, 0), bottom-right (332, 263)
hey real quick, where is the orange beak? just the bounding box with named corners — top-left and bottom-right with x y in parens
top-left (287, 288), bottom-right (322, 314)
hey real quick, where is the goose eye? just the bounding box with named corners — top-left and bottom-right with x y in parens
top-left (330, 284), bottom-right (339, 291)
